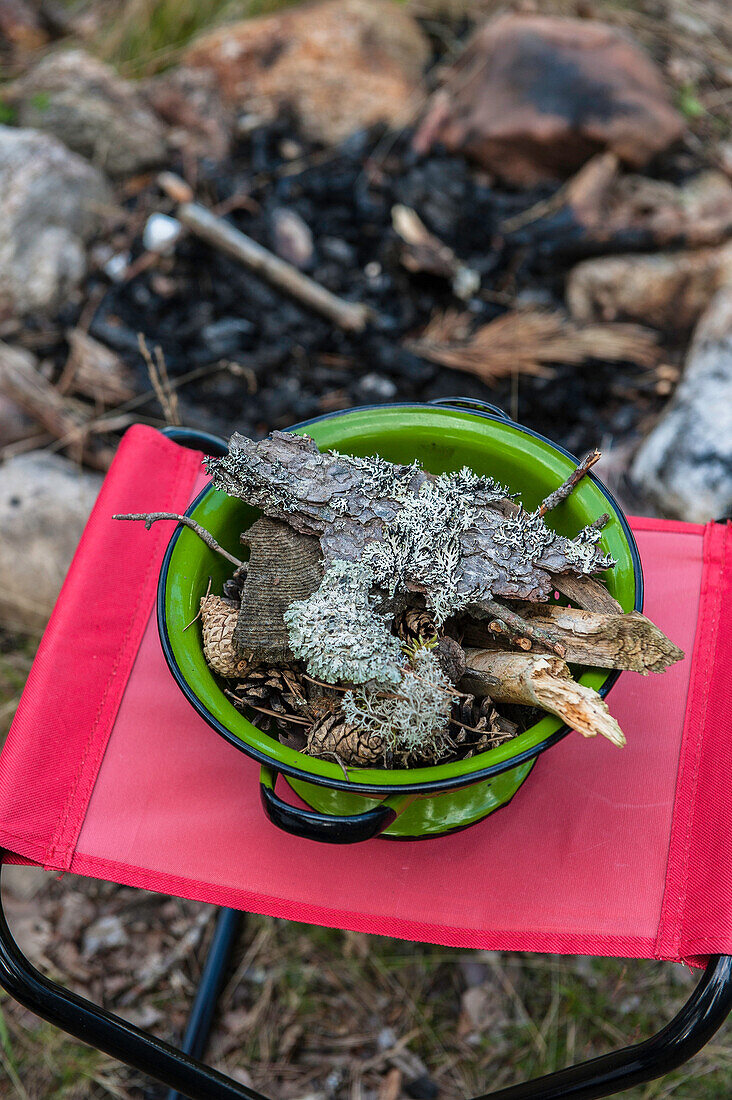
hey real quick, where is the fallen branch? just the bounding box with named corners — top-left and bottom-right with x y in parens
top-left (463, 606), bottom-right (683, 673)
top-left (113, 512), bottom-right (243, 568)
top-left (159, 173), bottom-right (372, 333)
top-left (538, 449), bottom-right (601, 516)
top-left (462, 649), bottom-right (625, 746)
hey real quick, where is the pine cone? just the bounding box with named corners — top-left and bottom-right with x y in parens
top-left (307, 710), bottom-right (385, 766)
top-left (201, 594), bottom-right (251, 678)
top-left (451, 694), bottom-right (517, 755)
top-left (396, 607), bottom-right (437, 644)
top-left (221, 563), bottom-right (248, 607)
top-left (232, 665), bottom-right (309, 718)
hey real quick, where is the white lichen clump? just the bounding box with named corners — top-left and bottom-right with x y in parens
top-left (360, 467), bottom-right (509, 624)
top-left (343, 646), bottom-right (457, 759)
top-left (283, 559), bottom-right (404, 687)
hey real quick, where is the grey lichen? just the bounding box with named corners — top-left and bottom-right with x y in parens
top-left (283, 559), bottom-right (404, 687)
top-left (342, 646), bottom-right (456, 760)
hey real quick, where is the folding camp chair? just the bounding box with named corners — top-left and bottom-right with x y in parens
top-left (1, 411), bottom-right (731, 1100)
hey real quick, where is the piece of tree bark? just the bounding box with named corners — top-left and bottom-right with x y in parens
top-left (549, 571), bottom-right (623, 613)
top-left (58, 328), bottom-right (136, 407)
top-left (235, 517), bottom-right (323, 666)
top-left (206, 431), bottom-right (615, 608)
top-left (462, 649), bottom-right (625, 746)
top-left (462, 606), bottom-right (683, 673)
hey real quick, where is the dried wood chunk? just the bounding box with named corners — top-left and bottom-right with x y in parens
top-left (462, 649), bottom-right (626, 746)
top-left (234, 516), bottom-right (323, 666)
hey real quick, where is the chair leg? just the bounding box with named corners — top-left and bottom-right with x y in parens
top-left (0, 859), bottom-right (731, 1100)
top-left (166, 907), bottom-right (243, 1100)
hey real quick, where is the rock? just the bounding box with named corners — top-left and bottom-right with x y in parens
top-left (567, 244), bottom-right (732, 334)
top-left (82, 914), bottom-right (128, 956)
top-left (0, 125), bottom-right (110, 317)
top-left (0, 450), bottom-right (102, 631)
top-left (270, 207), bottom-right (314, 270)
top-left (631, 286), bottom-right (732, 522)
top-left (13, 49), bottom-right (167, 177)
top-left (142, 212), bottom-right (183, 254)
top-left (143, 65), bottom-right (235, 161)
top-left (0, 0), bottom-right (47, 51)
top-left (184, 0), bottom-right (429, 146)
top-left (413, 14), bottom-right (684, 186)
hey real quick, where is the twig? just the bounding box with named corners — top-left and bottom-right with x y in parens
top-left (589, 512), bottom-right (611, 530)
top-left (473, 598), bottom-right (566, 658)
top-left (184, 576), bottom-right (212, 631)
top-left (113, 512), bottom-right (243, 568)
top-left (488, 618), bottom-right (532, 651)
top-left (137, 333), bottom-right (180, 426)
top-left (538, 450), bottom-right (601, 517)
top-left (225, 695), bottom-right (311, 726)
top-left (315, 750), bottom-right (351, 781)
top-left (160, 177), bottom-right (372, 332)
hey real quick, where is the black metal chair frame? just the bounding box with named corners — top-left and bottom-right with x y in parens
top-left (1, 857), bottom-right (732, 1100)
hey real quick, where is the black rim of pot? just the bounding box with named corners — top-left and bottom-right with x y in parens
top-left (157, 401), bottom-right (644, 796)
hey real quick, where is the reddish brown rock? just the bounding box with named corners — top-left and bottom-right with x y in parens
top-left (413, 14), bottom-right (684, 186)
top-left (0, 0), bottom-right (47, 52)
top-left (184, 0), bottom-right (429, 146)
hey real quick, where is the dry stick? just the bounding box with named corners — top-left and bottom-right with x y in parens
top-left (538, 449), bottom-right (601, 517)
top-left (162, 180), bottom-right (372, 333)
top-left (138, 333), bottom-right (180, 426)
top-left (505, 604), bottom-right (683, 673)
top-left (113, 512), bottom-right (243, 568)
top-left (462, 606), bottom-right (683, 673)
top-left (488, 618), bottom-right (532, 651)
top-left (462, 649), bottom-right (625, 747)
top-left (472, 597), bottom-right (567, 658)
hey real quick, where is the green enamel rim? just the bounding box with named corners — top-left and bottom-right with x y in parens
top-left (159, 404), bottom-right (642, 795)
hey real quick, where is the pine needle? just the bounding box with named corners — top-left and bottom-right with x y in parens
top-left (407, 308), bottom-right (660, 383)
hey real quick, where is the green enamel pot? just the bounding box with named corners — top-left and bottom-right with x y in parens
top-left (158, 399), bottom-right (643, 843)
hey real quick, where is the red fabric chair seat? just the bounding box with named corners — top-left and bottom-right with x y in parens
top-left (1, 425), bottom-right (730, 968)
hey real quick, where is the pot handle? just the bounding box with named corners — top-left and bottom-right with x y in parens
top-left (161, 426), bottom-right (229, 457)
top-left (260, 767), bottom-right (413, 844)
top-left (428, 396), bottom-right (514, 422)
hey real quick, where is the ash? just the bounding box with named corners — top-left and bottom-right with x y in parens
top-left (74, 120), bottom-right (669, 452)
